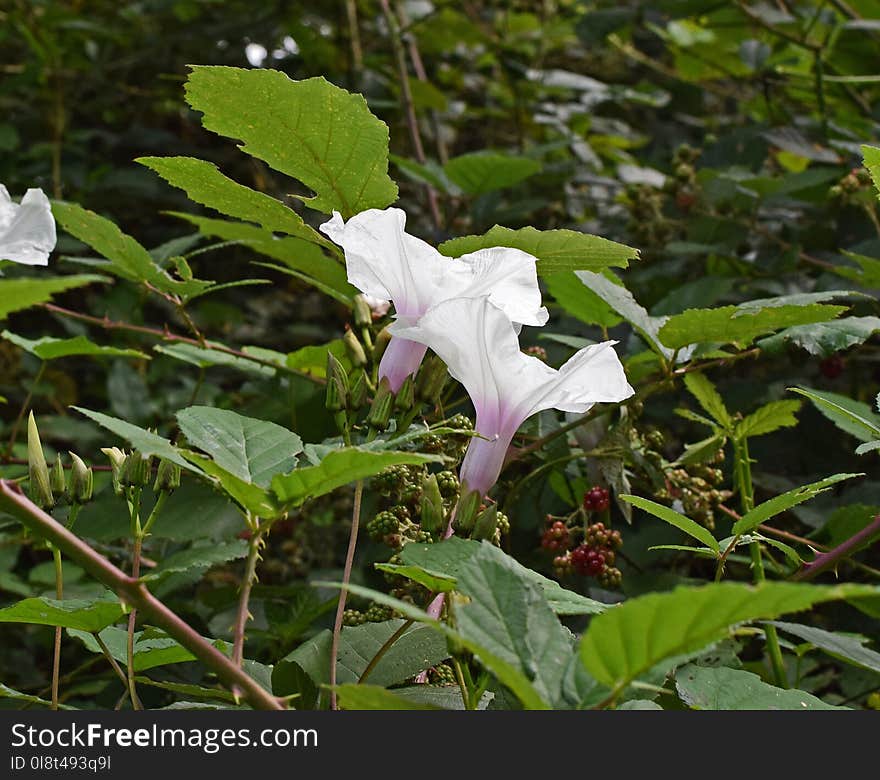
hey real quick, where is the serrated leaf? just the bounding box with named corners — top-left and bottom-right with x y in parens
top-left (675, 665), bottom-right (845, 710)
top-left (185, 66), bottom-right (397, 217)
top-left (439, 225), bottom-right (638, 275)
top-left (622, 494), bottom-right (719, 553)
top-left (72, 406), bottom-right (195, 472)
top-left (272, 448), bottom-right (441, 507)
top-left (154, 342), bottom-right (275, 377)
top-left (180, 451), bottom-right (280, 518)
top-left (177, 406), bottom-right (303, 488)
top-left (1, 330), bottom-right (148, 361)
top-left (770, 620), bottom-right (880, 674)
top-left (734, 400), bottom-right (801, 439)
top-left (659, 300), bottom-right (847, 350)
top-left (0, 275), bottom-right (105, 320)
top-left (142, 539), bottom-right (249, 582)
top-left (53, 202), bottom-right (211, 299)
top-left (862, 144), bottom-right (880, 198)
top-left (443, 151), bottom-right (541, 195)
top-left (758, 316), bottom-right (880, 356)
top-left (683, 372), bottom-right (732, 429)
top-left (580, 581), bottom-right (877, 691)
top-left (0, 595), bottom-right (123, 632)
top-left (732, 473), bottom-right (860, 535)
top-left (791, 386), bottom-right (880, 444)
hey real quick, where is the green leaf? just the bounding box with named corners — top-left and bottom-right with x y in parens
top-left (790, 386), bottom-right (880, 444)
top-left (770, 620), bottom-right (880, 674)
top-left (53, 202), bottom-right (211, 299)
top-left (69, 626), bottom-right (211, 672)
top-left (0, 683), bottom-right (75, 709)
top-left (142, 540), bottom-right (249, 582)
top-left (176, 406), bottom-right (303, 488)
top-left (392, 685), bottom-right (492, 710)
top-left (443, 151), bottom-right (541, 196)
top-left (659, 299), bottom-right (848, 350)
top-left (732, 473), bottom-right (860, 535)
top-left (675, 665), bottom-right (845, 710)
top-left (398, 537), bottom-right (606, 615)
top-left (454, 543), bottom-right (572, 707)
top-left (334, 684), bottom-right (442, 710)
top-left (72, 406), bottom-right (195, 473)
top-left (734, 400), bottom-right (801, 439)
top-left (1, 330), bottom-right (149, 361)
top-left (758, 317), bottom-right (880, 357)
top-left (184, 66), bottom-right (397, 217)
top-left (579, 581), bottom-right (877, 691)
top-left (683, 373), bottom-right (732, 430)
top-left (439, 225), bottom-right (638, 275)
top-left (0, 275), bottom-right (105, 321)
top-left (830, 251), bottom-right (880, 288)
top-left (286, 340), bottom-right (348, 378)
top-left (272, 448), bottom-right (441, 507)
top-left (181, 451), bottom-right (281, 518)
top-left (0, 595), bottom-right (123, 632)
top-left (154, 342), bottom-right (275, 377)
top-left (622, 494), bottom-right (720, 553)
top-left (862, 144), bottom-right (880, 198)
top-left (137, 156), bottom-right (330, 245)
top-left (544, 271), bottom-right (622, 329)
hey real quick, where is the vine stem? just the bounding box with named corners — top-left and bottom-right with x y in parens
top-left (793, 514), bottom-right (880, 582)
top-left (232, 527), bottom-right (263, 668)
top-left (0, 479), bottom-right (284, 710)
top-left (125, 534), bottom-right (144, 710)
top-left (50, 545), bottom-right (63, 710)
top-left (329, 480), bottom-right (364, 711)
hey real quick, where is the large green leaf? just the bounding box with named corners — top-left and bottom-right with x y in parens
top-left (0, 595), bottom-right (123, 632)
top-left (659, 298), bottom-right (848, 350)
top-left (734, 400), bottom-right (801, 439)
top-left (72, 407), bottom-right (195, 472)
top-left (53, 202), bottom-right (211, 299)
top-left (790, 387), bottom-right (880, 444)
top-left (439, 225), bottom-right (638, 275)
top-left (334, 684), bottom-right (441, 710)
top-left (184, 66), bottom-right (398, 217)
top-left (544, 271), bottom-right (622, 329)
top-left (580, 581), bottom-right (877, 692)
top-left (675, 665), bottom-right (845, 710)
top-left (176, 406), bottom-right (303, 488)
top-left (770, 620), bottom-right (880, 674)
top-left (271, 448), bottom-right (441, 507)
top-left (443, 151), bottom-right (541, 196)
top-left (758, 317), bottom-right (880, 357)
top-left (622, 494), bottom-right (719, 553)
top-left (141, 539), bottom-right (249, 582)
top-left (0, 275), bottom-right (105, 320)
top-left (180, 451), bottom-right (281, 518)
top-left (137, 156), bottom-right (331, 245)
top-left (1, 330), bottom-right (148, 360)
top-left (732, 473), bottom-right (860, 535)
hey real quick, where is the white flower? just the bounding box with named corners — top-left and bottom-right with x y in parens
top-left (392, 296), bottom-right (634, 496)
top-left (0, 185), bottom-right (56, 267)
top-left (320, 207), bottom-right (548, 390)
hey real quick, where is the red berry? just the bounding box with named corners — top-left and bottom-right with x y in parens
top-left (585, 551), bottom-right (606, 577)
top-left (583, 486), bottom-right (610, 513)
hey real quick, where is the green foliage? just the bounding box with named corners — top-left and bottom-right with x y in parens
top-left (2, 331), bottom-right (149, 361)
top-left (444, 151), bottom-right (541, 196)
top-left (0, 596), bottom-right (124, 632)
top-left (0, 275), bottom-right (105, 320)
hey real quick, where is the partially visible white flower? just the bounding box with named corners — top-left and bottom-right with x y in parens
top-left (392, 296), bottom-right (633, 496)
top-left (320, 208), bottom-right (548, 391)
top-left (0, 185), bottom-right (56, 267)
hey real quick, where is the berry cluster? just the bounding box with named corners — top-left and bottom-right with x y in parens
top-left (565, 522), bottom-right (623, 587)
top-left (583, 486), bottom-right (610, 513)
top-left (342, 603), bottom-right (395, 627)
top-left (427, 664), bottom-right (457, 686)
top-left (656, 462), bottom-right (729, 531)
top-left (541, 520), bottom-right (570, 552)
top-left (829, 166), bottom-right (873, 205)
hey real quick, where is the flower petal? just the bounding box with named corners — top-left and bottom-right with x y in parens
top-left (0, 186), bottom-right (56, 267)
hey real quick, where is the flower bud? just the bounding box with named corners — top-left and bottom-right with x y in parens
top-left (154, 458), bottom-right (181, 493)
top-left (51, 453), bottom-right (67, 498)
top-left (349, 369), bottom-right (368, 410)
top-left (325, 352), bottom-right (350, 412)
top-left (69, 452), bottom-right (93, 504)
top-left (395, 375), bottom-right (415, 413)
top-left (367, 378), bottom-right (394, 432)
top-left (343, 329), bottom-right (368, 368)
top-left (27, 412), bottom-right (54, 510)
top-left (416, 354), bottom-right (448, 404)
top-left (353, 294), bottom-right (373, 329)
top-left (419, 474), bottom-right (445, 534)
top-left (101, 447), bottom-right (128, 495)
top-left (471, 504), bottom-right (498, 541)
top-left (373, 327), bottom-right (392, 364)
top-left (453, 488), bottom-right (481, 534)
top-left (124, 451), bottom-right (153, 487)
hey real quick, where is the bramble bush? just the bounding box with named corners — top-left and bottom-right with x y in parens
top-left (1, 1), bottom-right (880, 711)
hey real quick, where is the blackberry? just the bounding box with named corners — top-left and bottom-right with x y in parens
top-left (343, 609), bottom-right (366, 627)
top-left (366, 511), bottom-right (400, 540)
top-left (541, 521), bottom-right (570, 552)
top-left (436, 470), bottom-right (460, 499)
top-left (583, 486), bottom-right (610, 513)
top-left (428, 664), bottom-right (457, 686)
top-left (597, 567), bottom-right (623, 589)
top-left (364, 604), bottom-right (394, 623)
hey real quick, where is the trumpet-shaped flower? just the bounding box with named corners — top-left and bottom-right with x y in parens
top-left (392, 296), bottom-right (634, 496)
top-left (0, 185), bottom-right (56, 266)
top-left (320, 208), bottom-right (548, 391)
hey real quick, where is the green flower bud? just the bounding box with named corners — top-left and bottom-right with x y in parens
top-left (419, 474), bottom-right (445, 534)
top-left (416, 354), bottom-right (448, 403)
top-left (343, 329), bottom-right (368, 368)
top-left (124, 451), bottom-right (153, 486)
top-left (453, 488), bottom-right (481, 534)
top-left (69, 452), bottom-right (93, 504)
top-left (367, 378), bottom-right (394, 431)
top-left (154, 458), bottom-right (181, 493)
top-left (353, 294), bottom-right (373, 329)
top-left (471, 504), bottom-right (498, 541)
top-left (325, 352), bottom-right (350, 412)
top-left (51, 453), bottom-right (67, 498)
top-left (373, 327), bottom-right (392, 364)
top-left (101, 447), bottom-right (128, 496)
top-left (27, 412), bottom-right (54, 510)
top-left (395, 375), bottom-right (415, 412)
top-left (349, 369), bottom-right (368, 410)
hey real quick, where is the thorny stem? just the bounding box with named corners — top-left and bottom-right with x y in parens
top-left (793, 514), bottom-right (880, 582)
top-left (329, 479), bottom-right (364, 710)
top-left (50, 545), bottom-right (63, 710)
top-left (233, 525), bottom-right (263, 668)
top-left (0, 480), bottom-right (284, 710)
top-left (41, 303), bottom-right (324, 385)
